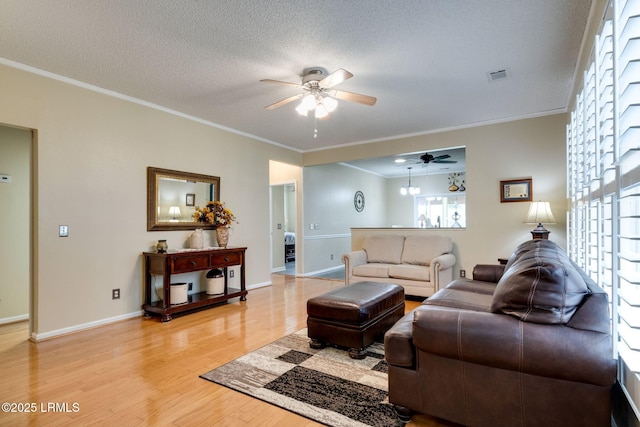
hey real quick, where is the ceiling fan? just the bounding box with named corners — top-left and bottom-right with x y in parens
top-left (260, 68), bottom-right (377, 118)
top-left (420, 153), bottom-right (457, 164)
top-left (396, 152), bottom-right (458, 169)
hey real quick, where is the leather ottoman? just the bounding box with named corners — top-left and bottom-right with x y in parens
top-left (307, 281), bottom-right (405, 359)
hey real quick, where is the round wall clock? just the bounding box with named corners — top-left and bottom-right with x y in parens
top-left (354, 191), bottom-right (365, 212)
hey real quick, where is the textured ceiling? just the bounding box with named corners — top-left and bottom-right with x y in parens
top-left (0, 0), bottom-right (593, 153)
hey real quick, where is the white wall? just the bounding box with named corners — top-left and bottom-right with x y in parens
top-left (0, 125), bottom-right (30, 322)
top-left (0, 63), bottom-right (302, 338)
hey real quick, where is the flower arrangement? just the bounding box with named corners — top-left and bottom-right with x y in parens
top-left (192, 200), bottom-right (237, 227)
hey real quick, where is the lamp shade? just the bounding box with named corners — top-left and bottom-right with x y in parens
top-left (524, 201), bottom-right (556, 224)
top-left (169, 206), bottom-right (182, 219)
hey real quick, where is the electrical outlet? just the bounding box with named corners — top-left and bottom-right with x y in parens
top-left (59, 225), bottom-right (69, 237)
top-left (229, 270), bottom-right (234, 278)
top-left (188, 283), bottom-right (193, 291)
top-left (112, 289), bottom-right (120, 299)
top-left (330, 254), bottom-right (334, 260)
top-left (460, 270), bottom-right (466, 278)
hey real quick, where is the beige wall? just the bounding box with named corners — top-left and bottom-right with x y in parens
top-left (304, 114), bottom-right (568, 272)
top-left (0, 125), bottom-right (31, 322)
top-left (0, 63), bottom-right (302, 338)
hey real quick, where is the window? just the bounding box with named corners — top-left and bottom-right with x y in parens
top-left (567, 0), bottom-right (640, 417)
top-left (414, 195), bottom-right (465, 228)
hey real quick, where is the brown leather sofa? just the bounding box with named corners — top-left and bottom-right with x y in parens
top-left (384, 240), bottom-right (617, 427)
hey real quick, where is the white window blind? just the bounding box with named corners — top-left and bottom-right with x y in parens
top-left (616, 0), bottom-right (640, 377)
top-left (567, 0), bottom-right (640, 417)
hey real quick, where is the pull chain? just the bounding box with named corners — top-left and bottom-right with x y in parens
top-left (314, 116), bottom-right (318, 138)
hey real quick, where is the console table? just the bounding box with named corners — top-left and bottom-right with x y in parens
top-left (142, 247), bottom-right (247, 322)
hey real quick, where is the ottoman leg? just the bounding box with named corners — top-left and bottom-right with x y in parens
top-left (348, 347), bottom-right (367, 359)
top-left (309, 338), bottom-right (326, 349)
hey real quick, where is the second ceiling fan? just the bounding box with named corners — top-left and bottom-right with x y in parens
top-left (261, 67), bottom-right (377, 119)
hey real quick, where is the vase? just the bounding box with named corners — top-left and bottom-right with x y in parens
top-left (190, 229), bottom-right (204, 249)
top-left (216, 226), bottom-right (230, 248)
top-left (156, 239), bottom-right (168, 253)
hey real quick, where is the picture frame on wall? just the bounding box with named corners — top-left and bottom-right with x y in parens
top-left (500, 178), bottom-right (532, 203)
top-left (185, 193), bottom-right (195, 207)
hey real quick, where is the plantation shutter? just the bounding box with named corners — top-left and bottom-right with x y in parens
top-left (615, 0), bottom-right (640, 379)
top-left (567, 0), bottom-right (640, 416)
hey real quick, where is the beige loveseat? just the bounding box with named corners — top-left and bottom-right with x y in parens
top-left (341, 234), bottom-right (455, 297)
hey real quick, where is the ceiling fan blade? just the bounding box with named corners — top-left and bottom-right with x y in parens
top-left (328, 89), bottom-right (377, 106)
top-left (434, 154), bottom-right (451, 160)
top-left (319, 69), bottom-right (353, 89)
top-left (264, 94), bottom-right (303, 110)
top-left (433, 160), bottom-right (457, 163)
top-left (260, 79), bottom-right (302, 88)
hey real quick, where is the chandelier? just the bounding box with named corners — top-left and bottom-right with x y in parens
top-left (400, 167), bottom-right (421, 195)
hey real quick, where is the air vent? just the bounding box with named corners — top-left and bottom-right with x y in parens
top-left (486, 68), bottom-right (511, 82)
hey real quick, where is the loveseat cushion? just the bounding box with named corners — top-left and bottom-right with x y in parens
top-left (491, 240), bottom-right (590, 324)
top-left (363, 235), bottom-right (405, 264)
top-left (352, 263), bottom-right (392, 278)
top-left (401, 235), bottom-right (452, 265)
top-left (388, 264), bottom-right (430, 281)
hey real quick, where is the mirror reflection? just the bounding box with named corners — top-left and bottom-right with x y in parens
top-left (147, 167), bottom-right (220, 231)
top-left (340, 147), bottom-right (466, 228)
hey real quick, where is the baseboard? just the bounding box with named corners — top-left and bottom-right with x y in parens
top-left (0, 314), bottom-right (29, 325)
top-left (30, 311), bottom-right (143, 342)
top-left (301, 265), bottom-right (344, 277)
top-left (30, 281), bottom-right (273, 342)
top-left (247, 281), bottom-right (271, 290)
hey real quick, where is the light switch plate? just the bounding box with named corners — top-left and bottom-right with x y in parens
top-left (59, 225), bottom-right (69, 237)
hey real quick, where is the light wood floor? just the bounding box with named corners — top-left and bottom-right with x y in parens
top-left (0, 275), bottom-right (456, 426)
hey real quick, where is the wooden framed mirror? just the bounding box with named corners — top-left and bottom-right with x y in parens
top-left (147, 167), bottom-right (220, 231)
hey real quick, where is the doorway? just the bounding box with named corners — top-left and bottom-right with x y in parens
top-left (270, 183), bottom-right (297, 275)
top-left (0, 125), bottom-right (32, 332)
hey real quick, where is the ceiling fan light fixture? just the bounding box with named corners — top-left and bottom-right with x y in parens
top-left (295, 103), bottom-right (308, 116)
top-left (300, 94), bottom-right (317, 111)
top-left (315, 104), bottom-right (329, 119)
top-left (323, 96), bottom-right (338, 112)
top-left (261, 68), bottom-right (377, 125)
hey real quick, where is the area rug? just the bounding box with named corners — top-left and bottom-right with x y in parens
top-left (200, 328), bottom-right (402, 427)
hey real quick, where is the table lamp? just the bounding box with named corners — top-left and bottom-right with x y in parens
top-left (524, 201), bottom-right (556, 239)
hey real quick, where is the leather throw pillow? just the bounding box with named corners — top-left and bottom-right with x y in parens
top-left (491, 240), bottom-right (590, 324)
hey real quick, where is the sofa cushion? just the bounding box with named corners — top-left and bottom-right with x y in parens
top-left (424, 288), bottom-right (493, 312)
top-left (491, 240), bottom-right (590, 324)
top-left (388, 264), bottom-right (430, 281)
top-left (446, 278), bottom-right (497, 295)
top-left (352, 263), bottom-right (392, 278)
top-left (363, 235), bottom-right (405, 264)
top-left (401, 235), bottom-right (452, 266)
